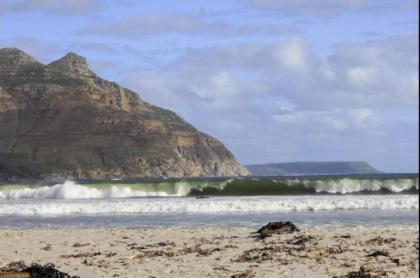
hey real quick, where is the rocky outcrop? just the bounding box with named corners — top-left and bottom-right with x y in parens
top-left (0, 48), bottom-right (249, 179)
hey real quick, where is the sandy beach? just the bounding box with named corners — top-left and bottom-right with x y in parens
top-left (0, 226), bottom-right (418, 277)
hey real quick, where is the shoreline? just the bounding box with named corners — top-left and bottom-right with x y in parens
top-left (1, 222), bottom-right (419, 230)
top-left (1, 226), bottom-right (418, 277)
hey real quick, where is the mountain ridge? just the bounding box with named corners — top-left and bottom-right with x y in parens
top-left (0, 48), bottom-right (249, 180)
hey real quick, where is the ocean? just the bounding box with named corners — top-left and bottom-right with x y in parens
top-left (0, 174), bottom-right (418, 229)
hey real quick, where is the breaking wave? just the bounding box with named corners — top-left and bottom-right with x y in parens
top-left (0, 195), bottom-right (417, 216)
top-left (0, 180), bottom-right (195, 199)
top-left (0, 175), bottom-right (418, 200)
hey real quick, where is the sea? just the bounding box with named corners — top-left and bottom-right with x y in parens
top-left (0, 173), bottom-right (418, 229)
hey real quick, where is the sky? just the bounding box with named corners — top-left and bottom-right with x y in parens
top-left (1, 0), bottom-right (418, 172)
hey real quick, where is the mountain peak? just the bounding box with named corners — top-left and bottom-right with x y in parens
top-left (0, 47), bottom-right (32, 57)
top-left (48, 51), bottom-right (93, 77)
top-left (62, 51), bottom-right (87, 62)
top-left (0, 48), bottom-right (41, 71)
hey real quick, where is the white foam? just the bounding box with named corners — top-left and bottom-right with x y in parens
top-left (0, 181), bottom-right (192, 200)
top-left (288, 178), bottom-right (418, 194)
top-left (0, 195), bottom-right (417, 216)
top-left (0, 177), bottom-right (417, 200)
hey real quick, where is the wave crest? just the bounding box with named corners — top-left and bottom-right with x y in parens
top-left (0, 180), bottom-right (199, 199)
top-left (0, 176), bottom-right (417, 200)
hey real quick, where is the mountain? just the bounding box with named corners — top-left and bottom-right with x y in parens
top-left (0, 48), bottom-right (249, 180)
top-left (246, 161), bottom-right (381, 176)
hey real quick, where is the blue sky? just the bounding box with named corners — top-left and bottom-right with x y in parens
top-left (1, 0), bottom-right (418, 172)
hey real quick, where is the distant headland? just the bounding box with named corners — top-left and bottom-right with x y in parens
top-left (245, 161), bottom-right (382, 176)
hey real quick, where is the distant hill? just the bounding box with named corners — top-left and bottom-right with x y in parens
top-left (245, 161), bottom-right (382, 176)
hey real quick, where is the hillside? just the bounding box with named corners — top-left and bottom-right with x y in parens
top-left (0, 48), bottom-right (249, 180)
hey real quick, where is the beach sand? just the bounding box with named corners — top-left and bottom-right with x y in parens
top-left (0, 226), bottom-right (418, 277)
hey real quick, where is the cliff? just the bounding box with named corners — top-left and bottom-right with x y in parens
top-left (0, 48), bottom-right (249, 179)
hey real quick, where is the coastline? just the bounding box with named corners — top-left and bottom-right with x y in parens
top-left (1, 226), bottom-right (418, 277)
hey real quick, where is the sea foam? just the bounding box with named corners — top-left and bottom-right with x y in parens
top-left (0, 180), bottom-right (191, 199)
top-left (297, 177), bottom-right (418, 194)
top-left (0, 195), bottom-right (417, 216)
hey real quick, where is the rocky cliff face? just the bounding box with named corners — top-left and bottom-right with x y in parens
top-left (0, 48), bottom-right (249, 179)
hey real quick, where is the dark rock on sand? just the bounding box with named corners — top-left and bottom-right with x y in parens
top-left (334, 266), bottom-right (387, 278)
top-left (256, 221), bottom-right (299, 239)
top-left (0, 47), bottom-right (249, 180)
top-left (0, 261), bottom-right (76, 278)
top-left (366, 250), bottom-right (389, 257)
top-left (230, 268), bottom-right (256, 278)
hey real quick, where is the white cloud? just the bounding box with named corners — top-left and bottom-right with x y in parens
top-left (118, 34), bottom-right (418, 170)
top-left (272, 38), bottom-right (309, 73)
top-left (272, 109), bottom-right (384, 132)
top-left (80, 14), bottom-right (299, 38)
top-left (246, 0), bottom-right (418, 17)
top-left (247, 0), bottom-right (366, 17)
top-left (82, 14), bottom-right (227, 37)
top-left (0, 0), bottom-right (105, 15)
top-left (347, 66), bottom-right (377, 86)
top-left (155, 35), bottom-right (418, 110)
top-left (192, 72), bottom-right (240, 103)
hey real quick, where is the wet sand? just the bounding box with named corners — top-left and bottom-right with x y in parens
top-left (0, 226), bottom-right (418, 277)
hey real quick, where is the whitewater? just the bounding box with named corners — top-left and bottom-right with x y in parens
top-left (0, 195), bottom-right (417, 216)
top-left (0, 174), bottom-right (418, 228)
top-left (0, 175), bottom-right (418, 200)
